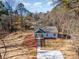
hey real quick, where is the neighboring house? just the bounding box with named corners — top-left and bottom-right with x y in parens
top-left (34, 26), bottom-right (58, 39)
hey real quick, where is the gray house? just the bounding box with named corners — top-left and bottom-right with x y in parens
top-left (43, 26), bottom-right (58, 39)
top-left (34, 26), bottom-right (58, 39)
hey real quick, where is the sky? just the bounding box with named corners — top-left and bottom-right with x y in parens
top-left (2, 0), bottom-right (58, 13)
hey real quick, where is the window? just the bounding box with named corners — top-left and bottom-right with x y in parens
top-left (53, 34), bottom-right (56, 37)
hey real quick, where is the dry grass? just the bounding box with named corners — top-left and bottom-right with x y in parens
top-left (0, 31), bottom-right (79, 59)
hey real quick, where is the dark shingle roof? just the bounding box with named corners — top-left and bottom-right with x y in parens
top-left (42, 26), bottom-right (58, 33)
top-left (35, 28), bottom-right (46, 33)
top-left (34, 26), bottom-right (58, 33)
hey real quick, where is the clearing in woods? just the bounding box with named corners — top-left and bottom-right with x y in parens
top-left (0, 31), bottom-right (79, 59)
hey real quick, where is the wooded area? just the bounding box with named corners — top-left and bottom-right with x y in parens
top-left (0, 0), bottom-right (79, 59)
top-left (0, 0), bottom-right (79, 34)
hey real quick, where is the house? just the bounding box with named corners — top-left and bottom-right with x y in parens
top-left (34, 28), bottom-right (46, 39)
top-left (34, 26), bottom-right (58, 39)
top-left (42, 26), bottom-right (58, 39)
top-left (34, 26), bottom-right (58, 48)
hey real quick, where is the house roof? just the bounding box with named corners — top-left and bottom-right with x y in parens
top-left (41, 26), bottom-right (58, 33)
top-left (35, 28), bottom-right (46, 33)
top-left (34, 26), bottom-right (58, 33)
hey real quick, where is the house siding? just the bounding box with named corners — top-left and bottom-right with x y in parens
top-left (34, 33), bottom-right (44, 39)
top-left (34, 33), bottom-right (58, 39)
top-left (45, 33), bottom-right (58, 39)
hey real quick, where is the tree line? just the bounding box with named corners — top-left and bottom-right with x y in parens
top-left (0, 1), bottom-right (33, 32)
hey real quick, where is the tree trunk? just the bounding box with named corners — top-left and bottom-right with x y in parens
top-left (0, 53), bottom-right (2, 59)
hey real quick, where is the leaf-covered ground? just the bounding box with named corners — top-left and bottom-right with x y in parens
top-left (0, 31), bottom-right (79, 59)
